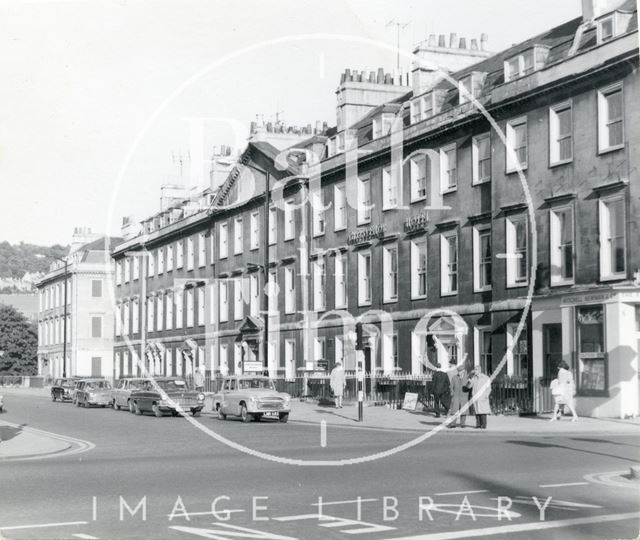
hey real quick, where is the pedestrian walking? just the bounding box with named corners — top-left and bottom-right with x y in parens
top-left (330, 361), bottom-right (346, 408)
top-left (469, 367), bottom-right (491, 429)
top-left (431, 363), bottom-right (451, 418)
top-left (194, 366), bottom-right (205, 392)
top-left (555, 361), bottom-right (578, 421)
top-left (448, 364), bottom-right (470, 428)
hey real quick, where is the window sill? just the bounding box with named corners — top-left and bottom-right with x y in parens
top-left (599, 273), bottom-right (626, 282)
top-left (549, 158), bottom-right (573, 168)
top-left (506, 281), bottom-right (528, 289)
top-left (474, 286), bottom-right (492, 293)
top-left (335, 303), bottom-right (348, 310)
top-left (357, 220), bottom-right (371, 227)
top-left (250, 247), bottom-right (259, 252)
top-left (382, 207), bottom-right (398, 212)
top-left (441, 188), bottom-right (457, 196)
top-left (472, 179), bottom-right (491, 186)
top-left (334, 227), bottom-right (347, 233)
top-left (440, 291), bottom-right (458, 297)
top-left (411, 196), bottom-right (427, 204)
top-left (598, 144), bottom-right (625, 156)
top-left (383, 298), bottom-right (398, 304)
top-left (411, 294), bottom-right (427, 301)
top-left (284, 237), bottom-right (295, 242)
top-left (550, 279), bottom-right (575, 287)
top-left (358, 301), bottom-right (372, 308)
top-left (313, 232), bottom-right (325, 239)
top-left (506, 164), bottom-right (528, 175)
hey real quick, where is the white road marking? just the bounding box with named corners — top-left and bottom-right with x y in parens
top-left (272, 514), bottom-right (395, 535)
top-left (72, 534), bottom-right (99, 539)
top-left (510, 496), bottom-right (602, 509)
top-left (310, 498), bottom-right (378, 507)
top-left (166, 510), bottom-right (245, 517)
top-left (382, 511), bottom-right (640, 539)
top-left (0, 521), bottom-right (88, 531)
top-left (434, 490), bottom-right (488, 496)
top-left (171, 523), bottom-right (297, 539)
top-left (320, 420), bottom-right (327, 448)
top-left (539, 482), bottom-right (589, 488)
top-left (584, 470), bottom-right (638, 489)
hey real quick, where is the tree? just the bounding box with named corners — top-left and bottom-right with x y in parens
top-left (0, 304), bottom-right (38, 375)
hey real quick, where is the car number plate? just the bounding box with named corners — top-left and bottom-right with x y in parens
top-left (263, 411), bottom-right (279, 418)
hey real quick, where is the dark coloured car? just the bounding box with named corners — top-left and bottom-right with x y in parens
top-left (74, 379), bottom-right (112, 407)
top-left (129, 377), bottom-right (205, 417)
top-left (51, 378), bottom-right (78, 402)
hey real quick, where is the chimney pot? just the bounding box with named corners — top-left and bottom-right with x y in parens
top-left (459, 37), bottom-right (467, 49)
top-left (384, 73), bottom-right (392, 84)
top-left (470, 38), bottom-right (479, 50)
top-left (438, 34), bottom-right (446, 47)
top-left (369, 71), bottom-right (376, 82)
top-left (449, 33), bottom-right (458, 48)
top-left (480, 33), bottom-right (489, 50)
top-left (428, 34), bottom-right (437, 47)
top-left (377, 67), bottom-right (385, 83)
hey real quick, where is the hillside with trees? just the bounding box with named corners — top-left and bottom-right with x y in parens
top-left (0, 241), bottom-right (69, 293)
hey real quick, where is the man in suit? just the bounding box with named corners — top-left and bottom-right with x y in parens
top-left (431, 363), bottom-right (451, 418)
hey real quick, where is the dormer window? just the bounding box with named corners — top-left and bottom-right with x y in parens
top-left (372, 113), bottom-right (395, 139)
top-left (410, 92), bottom-right (434, 125)
top-left (598, 15), bottom-right (615, 43)
top-left (458, 73), bottom-right (485, 105)
top-left (504, 46), bottom-right (549, 82)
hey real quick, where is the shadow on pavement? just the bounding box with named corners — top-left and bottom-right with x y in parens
top-left (505, 439), bottom-right (639, 463)
top-left (0, 423), bottom-right (26, 442)
top-left (569, 437), bottom-right (640, 448)
top-left (313, 409), bottom-right (360, 422)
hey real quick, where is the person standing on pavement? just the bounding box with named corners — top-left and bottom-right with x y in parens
top-left (448, 364), bottom-right (470, 428)
top-left (194, 366), bottom-right (205, 392)
top-left (557, 361), bottom-right (578, 421)
top-left (330, 361), bottom-right (346, 408)
top-left (469, 367), bottom-right (491, 429)
top-left (431, 363), bottom-right (451, 418)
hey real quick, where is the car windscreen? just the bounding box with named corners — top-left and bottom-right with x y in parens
top-left (85, 381), bottom-right (111, 390)
top-left (157, 380), bottom-right (187, 391)
top-left (238, 379), bottom-right (274, 390)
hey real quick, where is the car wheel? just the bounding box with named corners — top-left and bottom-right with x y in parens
top-left (134, 401), bottom-right (142, 416)
top-left (152, 403), bottom-right (163, 418)
top-left (190, 409), bottom-right (201, 417)
top-left (171, 410), bottom-right (179, 417)
top-left (52, 393), bottom-right (57, 402)
top-left (240, 404), bottom-right (251, 423)
top-left (113, 400), bottom-right (120, 411)
top-left (217, 406), bottom-right (226, 421)
top-left (279, 413), bottom-right (289, 423)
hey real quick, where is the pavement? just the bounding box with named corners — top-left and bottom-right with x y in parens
top-left (287, 401), bottom-right (640, 435)
top-left (0, 390), bottom-right (639, 539)
top-left (0, 419), bottom-right (71, 459)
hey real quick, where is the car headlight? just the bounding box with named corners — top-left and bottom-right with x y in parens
top-left (197, 393), bottom-right (205, 401)
top-left (249, 396), bottom-right (257, 404)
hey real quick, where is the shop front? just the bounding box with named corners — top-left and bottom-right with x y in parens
top-left (532, 287), bottom-right (640, 418)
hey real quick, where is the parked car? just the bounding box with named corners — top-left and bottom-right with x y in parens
top-left (111, 378), bottom-right (148, 411)
top-left (50, 378), bottom-right (78, 402)
top-left (0, 393), bottom-right (3, 413)
top-left (74, 379), bottom-right (112, 407)
top-left (213, 375), bottom-right (291, 423)
top-left (129, 377), bottom-right (205, 417)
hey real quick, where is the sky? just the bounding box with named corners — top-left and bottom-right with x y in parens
top-left (0, 0), bottom-right (582, 246)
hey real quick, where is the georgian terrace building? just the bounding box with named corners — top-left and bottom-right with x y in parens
top-left (111, 0), bottom-right (639, 417)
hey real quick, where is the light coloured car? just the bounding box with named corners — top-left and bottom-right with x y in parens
top-left (74, 379), bottom-right (112, 408)
top-left (213, 376), bottom-right (291, 423)
top-left (111, 378), bottom-right (148, 411)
